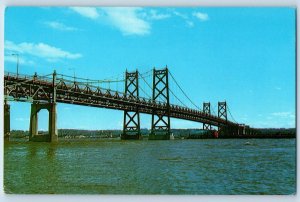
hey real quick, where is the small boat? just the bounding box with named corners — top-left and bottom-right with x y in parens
top-left (244, 141), bottom-right (251, 145)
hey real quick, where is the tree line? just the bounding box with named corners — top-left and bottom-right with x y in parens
top-left (8, 128), bottom-right (295, 139)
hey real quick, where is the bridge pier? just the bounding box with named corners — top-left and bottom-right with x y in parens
top-left (244, 125), bottom-right (250, 135)
top-left (238, 124), bottom-right (245, 136)
top-left (29, 102), bottom-right (58, 142)
top-left (4, 101), bottom-right (10, 140)
top-left (203, 102), bottom-right (211, 130)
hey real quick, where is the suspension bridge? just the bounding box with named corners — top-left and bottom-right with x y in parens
top-left (4, 66), bottom-right (254, 142)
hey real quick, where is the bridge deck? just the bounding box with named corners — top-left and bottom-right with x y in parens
top-left (4, 73), bottom-right (239, 127)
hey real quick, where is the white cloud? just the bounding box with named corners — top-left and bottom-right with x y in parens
top-left (271, 112), bottom-right (295, 118)
top-left (5, 54), bottom-right (35, 65)
top-left (193, 12), bottom-right (209, 21)
top-left (44, 21), bottom-right (78, 31)
top-left (148, 10), bottom-right (170, 20)
top-left (70, 7), bottom-right (100, 19)
top-left (70, 8), bottom-right (209, 35)
top-left (254, 119), bottom-right (295, 128)
top-left (173, 11), bottom-right (188, 19)
top-left (70, 7), bottom-right (150, 36)
top-left (173, 11), bottom-right (209, 28)
top-left (101, 7), bottom-right (150, 36)
top-left (186, 21), bottom-right (194, 28)
top-left (5, 40), bottom-right (82, 61)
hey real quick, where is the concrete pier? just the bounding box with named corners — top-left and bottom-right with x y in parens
top-left (121, 134), bottom-right (142, 140)
top-left (29, 102), bottom-right (58, 142)
top-left (148, 133), bottom-right (170, 140)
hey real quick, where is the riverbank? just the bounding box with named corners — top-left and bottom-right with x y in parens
top-left (8, 128), bottom-right (296, 140)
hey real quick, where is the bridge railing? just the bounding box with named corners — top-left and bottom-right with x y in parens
top-left (5, 71), bottom-right (53, 83)
top-left (5, 71), bottom-right (35, 80)
top-left (55, 75), bottom-right (170, 106)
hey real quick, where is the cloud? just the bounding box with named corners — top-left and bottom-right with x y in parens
top-left (173, 11), bottom-right (209, 28)
top-left (173, 11), bottom-right (188, 19)
top-left (255, 119), bottom-right (295, 128)
top-left (44, 21), bottom-right (78, 31)
top-left (186, 21), bottom-right (194, 28)
top-left (70, 7), bottom-right (100, 19)
top-left (193, 12), bottom-right (209, 21)
top-left (148, 10), bottom-right (170, 20)
top-left (5, 54), bottom-right (35, 65)
top-left (271, 112), bottom-right (295, 118)
top-left (70, 7), bottom-right (150, 36)
top-left (101, 7), bottom-right (150, 36)
top-left (70, 8), bottom-right (208, 36)
top-left (5, 40), bottom-right (82, 61)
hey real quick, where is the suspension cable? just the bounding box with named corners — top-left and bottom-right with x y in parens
top-left (139, 85), bottom-right (151, 98)
top-left (227, 105), bottom-right (238, 123)
top-left (139, 72), bottom-right (153, 91)
top-left (169, 70), bottom-right (201, 110)
top-left (169, 88), bottom-right (188, 107)
top-left (211, 104), bottom-right (217, 116)
top-left (56, 73), bottom-right (125, 84)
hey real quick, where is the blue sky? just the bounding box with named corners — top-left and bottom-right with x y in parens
top-left (4, 7), bottom-right (295, 130)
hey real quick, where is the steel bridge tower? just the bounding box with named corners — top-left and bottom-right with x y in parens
top-left (149, 67), bottom-right (171, 140)
top-left (218, 101), bottom-right (227, 121)
top-left (122, 70), bottom-right (142, 140)
top-left (217, 101), bottom-right (227, 136)
top-left (203, 102), bottom-right (211, 130)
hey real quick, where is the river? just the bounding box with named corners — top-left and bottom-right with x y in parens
top-left (4, 138), bottom-right (296, 194)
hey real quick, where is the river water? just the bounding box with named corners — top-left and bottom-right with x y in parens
top-left (4, 138), bottom-right (296, 194)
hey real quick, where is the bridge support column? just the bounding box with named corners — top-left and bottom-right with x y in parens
top-left (4, 101), bottom-right (10, 140)
top-left (238, 124), bottom-right (245, 136)
top-left (149, 67), bottom-right (171, 140)
top-left (217, 101), bottom-right (227, 136)
top-left (122, 70), bottom-right (142, 140)
top-left (245, 125), bottom-right (250, 136)
top-left (203, 102), bottom-right (211, 130)
top-left (29, 102), bottom-right (58, 142)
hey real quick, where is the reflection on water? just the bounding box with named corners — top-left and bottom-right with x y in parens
top-left (4, 139), bottom-right (296, 194)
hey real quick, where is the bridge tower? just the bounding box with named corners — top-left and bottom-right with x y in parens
top-left (122, 70), bottom-right (142, 140)
top-left (4, 100), bottom-right (10, 140)
top-left (218, 101), bottom-right (227, 121)
top-left (203, 102), bottom-right (211, 130)
top-left (29, 71), bottom-right (58, 142)
top-left (149, 67), bottom-right (171, 140)
top-left (217, 101), bottom-right (228, 136)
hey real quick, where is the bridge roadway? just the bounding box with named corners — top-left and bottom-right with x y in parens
top-left (4, 72), bottom-right (239, 128)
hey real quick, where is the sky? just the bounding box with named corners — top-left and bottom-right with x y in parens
top-left (4, 7), bottom-right (295, 131)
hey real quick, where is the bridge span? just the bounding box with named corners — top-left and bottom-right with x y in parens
top-left (4, 67), bottom-right (254, 142)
